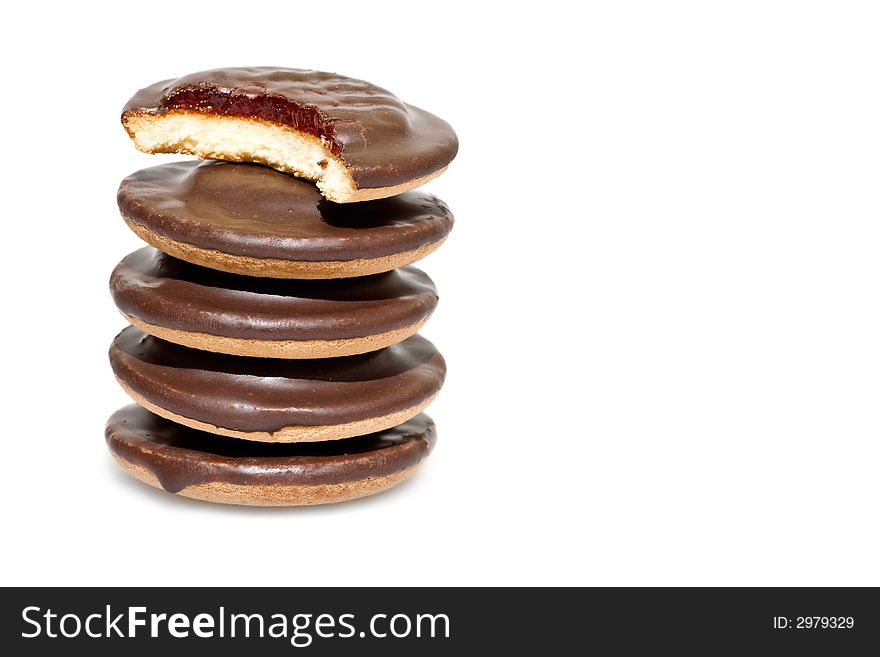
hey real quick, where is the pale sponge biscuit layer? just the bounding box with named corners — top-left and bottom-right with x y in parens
top-left (123, 110), bottom-right (447, 203)
top-left (113, 455), bottom-right (420, 506)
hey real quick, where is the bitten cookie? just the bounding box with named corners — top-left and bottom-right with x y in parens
top-left (121, 67), bottom-right (458, 203)
top-left (107, 405), bottom-right (436, 506)
top-left (117, 161), bottom-right (454, 278)
top-left (109, 327), bottom-right (445, 442)
top-left (110, 247), bottom-right (438, 358)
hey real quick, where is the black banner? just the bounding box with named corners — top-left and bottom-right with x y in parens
top-left (1, 588), bottom-right (877, 655)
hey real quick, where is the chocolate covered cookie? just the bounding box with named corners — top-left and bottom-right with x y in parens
top-left (117, 161), bottom-right (453, 278)
top-left (110, 248), bottom-right (438, 358)
top-left (109, 327), bottom-right (445, 442)
top-left (107, 405), bottom-right (436, 506)
top-left (121, 67), bottom-right (458, 203)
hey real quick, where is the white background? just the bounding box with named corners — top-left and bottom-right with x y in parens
top-left (2, 1), bottom-right (879, 586)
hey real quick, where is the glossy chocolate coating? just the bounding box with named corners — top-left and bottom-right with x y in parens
top-left (110, 247), bottom-right (438, 341)
top-left (106, 405), bottom-right (436, 493)
top-left (122, 67), bottom-right (458, 189)
top-left (117, 161), bottom-right (454, 261)
top-left (109, 327), bottom-right (445, 432)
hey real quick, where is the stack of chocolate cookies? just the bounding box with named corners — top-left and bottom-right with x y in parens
top-left (105, 68), bottom-right (457, 506)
